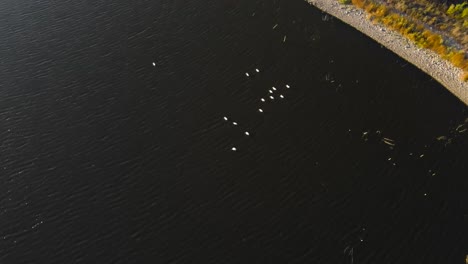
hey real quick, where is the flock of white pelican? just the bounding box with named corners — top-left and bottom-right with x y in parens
top-left (223, 68), bottom-right (291, 152)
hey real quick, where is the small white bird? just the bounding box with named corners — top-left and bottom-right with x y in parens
top-left (231, 147), bottom-right (237, 151)
top-left (272, 87), bottom-right (277, 91)
top-left (279, 95), bottom-right (284, 99)
top-left (269, 90), bottom-right (273, 94)
top-left (285, 84), bottom-right (290, 88)
top-left (244, 131), bottom-right (250, 136)
top-left (232, 122), bottom-right (238, 126)
top-left (269, 96), bottom-right (274, 100)
top-left (258, 109), bottom-right (263, 113)
top-left (245, 73), bottom-right (250, 77)
top-left (255, 69), bottom-right (260, 73)
top-left (223, 116), bottom-right (228, 121)
top-left (260, 98), bottom-right (265, 102)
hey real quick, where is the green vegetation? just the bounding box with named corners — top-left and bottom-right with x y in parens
top-left (338, 0), bottom-right (351, 4)
top-left (339, 0), bottom-right (468, 81)
top-left (447, 2), bottom-right (468, 18)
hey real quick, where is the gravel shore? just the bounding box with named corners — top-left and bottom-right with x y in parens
top-left (307, 0), bottom-right (468, 105)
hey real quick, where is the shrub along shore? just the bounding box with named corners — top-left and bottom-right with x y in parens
top-left (307, 0), bottom-right (468, 105)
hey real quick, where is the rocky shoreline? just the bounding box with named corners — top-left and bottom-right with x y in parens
top-left (306, 0), bottom-right (468, 105)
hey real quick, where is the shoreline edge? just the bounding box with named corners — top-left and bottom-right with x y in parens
top-left (307, 0), bottom-right (468, 106)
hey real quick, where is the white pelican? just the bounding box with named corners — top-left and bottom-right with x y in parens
top-left (232, 122), bottom-right (238, 126)
top-left (223, 116), bottom-right (228, 121)
top-left (279, 95), bottom-right (284, 99)
top-left (245, 73), bottom-right (250, 77)
top-left (260, 98), bottom-right (265, 102)
top-left (152, 62), bottom-right (156, 66)
top-left (272, 87), bottom-right (277, 91)
top-left (255, 69), bottom-right (260, 73)
top-left (285, 84), bottom-right (290, 88)
top-left (244, 131), bottom-right (250, 136)
top-left (258, 109), bottom-right (263, 113)
top-left (269, 96), bottom-right (274, 100)
top-left (269, 90), bottom-right (273, 94)
top-left (231, 147), bottom-right (237, 151)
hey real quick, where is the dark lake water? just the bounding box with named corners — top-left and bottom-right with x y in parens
top-left (0, 0), bottom-right (467, 263)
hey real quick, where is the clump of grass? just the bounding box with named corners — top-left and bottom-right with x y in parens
top-left (351, 0), bottom-right (366, 9)
top-left (338, 0), bottom-right (351, 5)
top-left (447, 2), bottom-right (468, 19)
top-left (447, 51), bottom-right (466, 68)
top-left (462, 72), bottom-right (468, 82)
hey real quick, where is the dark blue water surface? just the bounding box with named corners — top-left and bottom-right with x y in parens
top-left (0, 0), bottom-right (467, 263)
